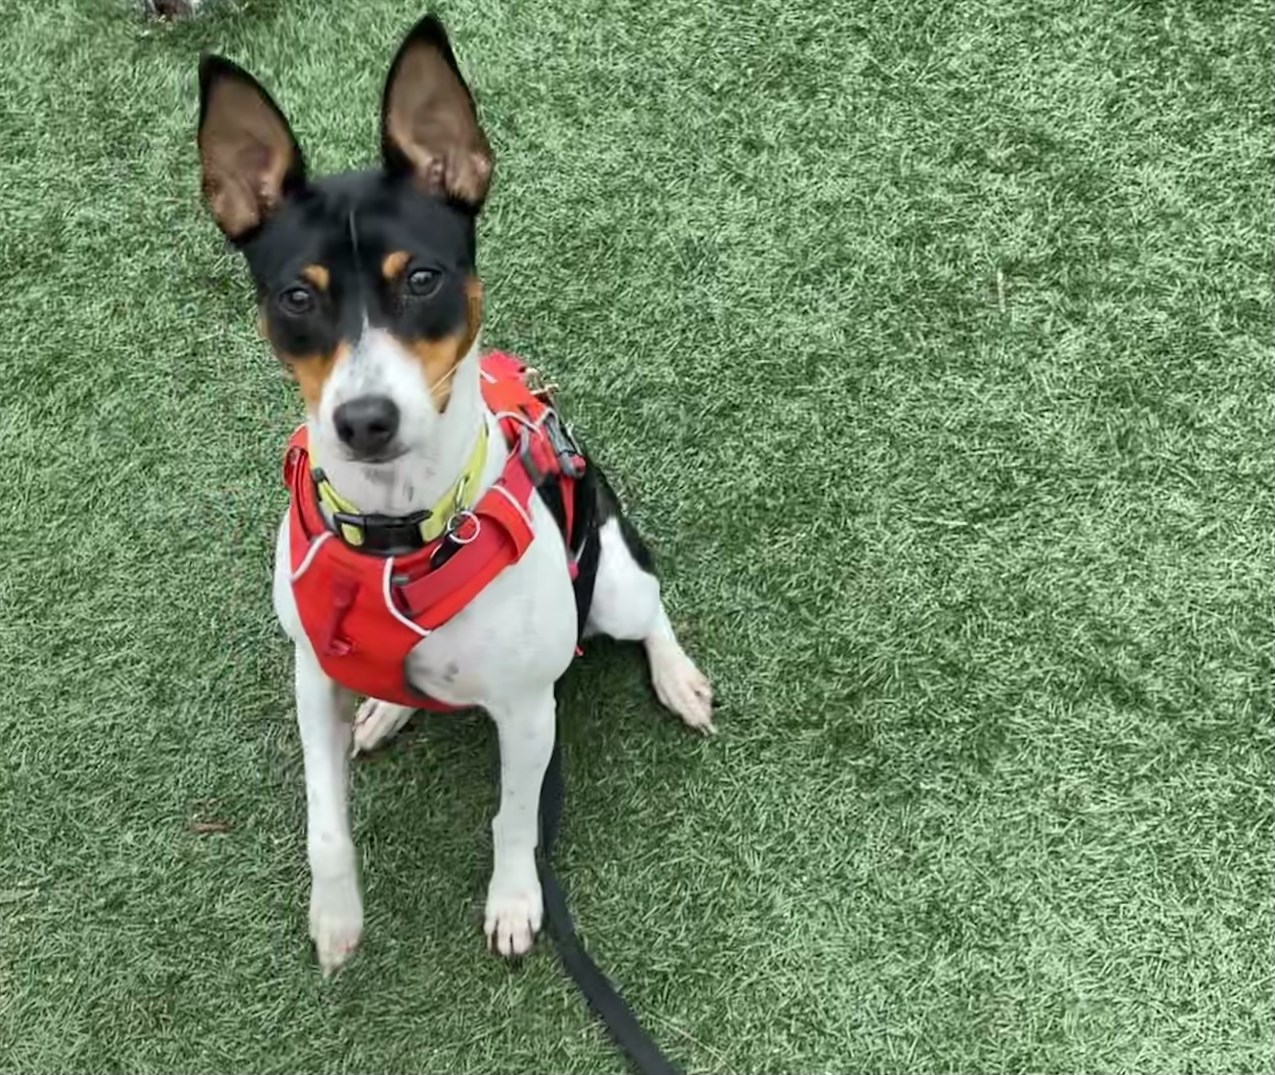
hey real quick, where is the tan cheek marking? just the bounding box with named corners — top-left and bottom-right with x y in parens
top-left (382, 250), bottom-right (410, 279)
top-left (282, 342), bottom-right (351, 411)
top-left (301, 264), bottom-right (330, 291)
top-left (401, 277), bottom-right (484, 410)
top-left (459, 277), bottom-right (483, 357)
top-left (408, 334), bottom-right (469, 409)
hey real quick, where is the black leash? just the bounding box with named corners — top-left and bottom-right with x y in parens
top-left (529, 427), bottom-right (680, 1073)
top-left (537, 736), bottom-right (685, 1075)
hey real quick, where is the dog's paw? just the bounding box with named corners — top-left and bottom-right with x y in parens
top-left (648, 640), bottom-right (716, 735)
top-left (484, 866), bottom-right (543, 958)
top-left (310, 877), bottom-right (363, 976)
top-left (351, 698), bottom-right (415, 755)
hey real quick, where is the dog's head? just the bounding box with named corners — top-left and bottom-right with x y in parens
top-left (197, 16), bottom-right (491, 464)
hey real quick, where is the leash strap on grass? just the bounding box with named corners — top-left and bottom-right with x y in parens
top-left (537, 737), bottom-right (685, 1075)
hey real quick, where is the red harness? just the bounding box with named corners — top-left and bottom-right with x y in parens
top-left (283, 351), bottom-right (586, 710)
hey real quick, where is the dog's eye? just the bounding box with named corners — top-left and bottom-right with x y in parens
top-left (406, 266), bottom-right (442, 298)
top-left (279, 286), bottom-right (315, 316)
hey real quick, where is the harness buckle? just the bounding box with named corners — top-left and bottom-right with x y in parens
top-left (537, 409), bottom-right (585, 481)
top-left (522, 366), bottom-right (559, 403)
top-left (519, 426), bottom-right (551, 486)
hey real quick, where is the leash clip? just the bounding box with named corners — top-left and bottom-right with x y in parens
top-left (545, 410), bottom-right (585, 479)
top-left (521, 409), bottom-right (584, 484)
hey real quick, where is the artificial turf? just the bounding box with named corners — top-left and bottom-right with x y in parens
top-left (0, 0), bottom-right (1271, 1072)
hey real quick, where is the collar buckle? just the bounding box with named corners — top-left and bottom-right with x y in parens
top-left (329, 507), bottom-right (433, 554)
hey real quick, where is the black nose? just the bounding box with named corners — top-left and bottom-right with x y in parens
top-left (333, 395), bottom-right (400, 457)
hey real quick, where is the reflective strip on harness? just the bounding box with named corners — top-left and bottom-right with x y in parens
top-left (284, 352), bottom-right (578, 711)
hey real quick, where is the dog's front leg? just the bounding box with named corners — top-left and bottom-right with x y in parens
top-left (294, 643), bottom-right (362, 974)
top-left (485, 687), bottom-right (555, 957)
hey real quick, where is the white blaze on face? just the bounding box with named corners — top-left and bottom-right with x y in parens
top-left (316, 325), bottom-right (440, 459)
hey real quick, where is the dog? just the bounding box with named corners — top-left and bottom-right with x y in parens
top-left (197, 13), bottom-right (715, 972)
top-left (144, 0), bottom-right (209, 19)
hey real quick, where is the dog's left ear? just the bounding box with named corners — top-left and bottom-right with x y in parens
top-left (381, 15), bottom-right (493, 210)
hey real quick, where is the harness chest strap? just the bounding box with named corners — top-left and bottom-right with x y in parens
top-left (393, 458), bottom-right (538, 623)
top-left (283, 352), bottom-right (577, 710)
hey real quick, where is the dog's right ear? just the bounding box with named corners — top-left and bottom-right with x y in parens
top-left (198, 55), bottom-right (306, 241)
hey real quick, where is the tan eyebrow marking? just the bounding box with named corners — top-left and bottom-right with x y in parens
top-left (381, 250), bottom-right (411, 279)
top-left (300, 264), bottom-right (330, 291)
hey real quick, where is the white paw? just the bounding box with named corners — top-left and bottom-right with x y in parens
top-left (309, 877), bottom-right (363, 976)
top-left (484, 865), bottom-right (543, 958)
top-left (351, 698), bottom-right (415, 755)
top-left (648, 640), bottom-right (716, 734)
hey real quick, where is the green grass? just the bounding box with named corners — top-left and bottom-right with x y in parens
top-left (0, 0), bottom-right (1271, 1071)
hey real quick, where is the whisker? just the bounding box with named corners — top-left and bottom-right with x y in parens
top-left (429, 362), bottom-right (462, 395)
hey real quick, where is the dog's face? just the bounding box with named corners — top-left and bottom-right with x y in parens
top-left (197, 16), bottom-right (492, 464)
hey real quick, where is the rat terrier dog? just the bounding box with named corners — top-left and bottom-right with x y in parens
top-left (197, 14), bottom-right (714, 972)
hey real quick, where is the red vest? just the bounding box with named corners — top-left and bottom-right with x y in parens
top-left (283, 352), bottom-right (584, 710)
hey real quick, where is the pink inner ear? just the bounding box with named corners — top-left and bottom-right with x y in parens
top-left (236, 142), bottom-right (274, 173)
top-left (199, 74), bottom-right (300, 237)
top-left (384, 43), bottom-right (492, 206)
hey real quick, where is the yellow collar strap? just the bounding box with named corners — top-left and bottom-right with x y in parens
top-left (313, 424), bottom-right (489, 549)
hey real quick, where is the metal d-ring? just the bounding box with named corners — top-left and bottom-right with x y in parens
top-left (446, 509), bottom-right (481, 545)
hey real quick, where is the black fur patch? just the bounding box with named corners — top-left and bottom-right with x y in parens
top-left (593, 465), bottom-right (655, 574)
top-left (239, 171), bottom-right (477, 362)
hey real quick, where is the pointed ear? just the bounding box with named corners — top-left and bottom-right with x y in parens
top-left (380, 15), bottom-right (493, 210)
top-left (197, 55), bottom-right (306, 240)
